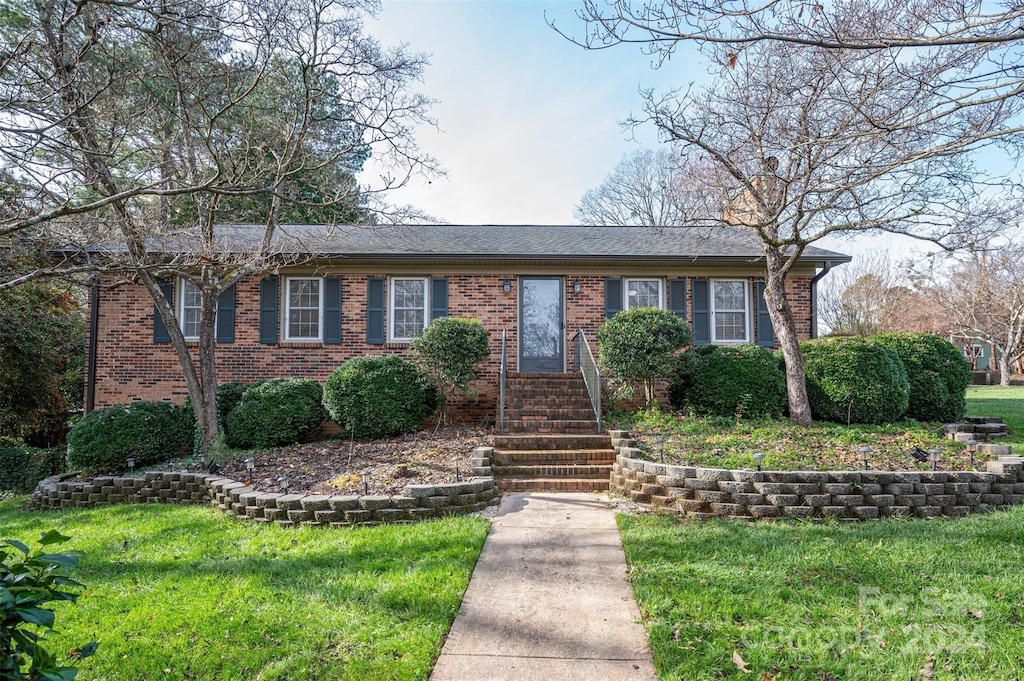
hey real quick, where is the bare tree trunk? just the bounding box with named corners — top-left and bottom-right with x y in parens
top-left (197, 284), bottom-right (220, 449)
top-left (764, 247), bottom-right (813, 427)
top-left (997, 347), bottom-right (1013, 387)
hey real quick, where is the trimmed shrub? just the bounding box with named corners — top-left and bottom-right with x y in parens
top-left (412, 317), bottom-right (490, 424)
top-left (67, 401), bottom-right (194, 471)
top-left (0, 446), bottom-right (59, 492)
top-left (226, 378), bottom-right (325, 449)
top-left (871, 332), bottom-right (971, 422)
top-left (669, 344), bottom-right (786, 418)
top-left (598, 307), bottom-right (692, 404)
top-left (323, 355), bottom-right (439, 440)
top-left (800, 337), bottom-right (910, 425)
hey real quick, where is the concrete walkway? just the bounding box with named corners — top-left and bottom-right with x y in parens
top-left (430, 493), bottom-right (657, 681)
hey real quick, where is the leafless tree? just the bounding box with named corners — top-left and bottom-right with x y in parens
top-left (819, 250), bottom-right (911, 336)
top-left (930, 243), bottom-right (1024, 386)
top-left (558, 0), bottom-right (1022, 425)
top-left (574, 148), bottom-right (720, 226)
top-left (0, 0), bottom-right (438, 448)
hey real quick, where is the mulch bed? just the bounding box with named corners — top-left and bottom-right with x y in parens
top-left (214, 427), bottom-right (492, 497)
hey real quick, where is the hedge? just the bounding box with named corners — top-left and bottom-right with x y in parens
top-left (800, 337), bottom-right (910, 425)
top-left (669, 344), bottom-right (787, 418)
top-left (67, 401), bottom-right (195, 471)
top-left (225, 378), bottom-right (325, 449)
top-left (871, 332), bottom-right (971, 422)
top-left (323, 355), bottom-right (439, 440)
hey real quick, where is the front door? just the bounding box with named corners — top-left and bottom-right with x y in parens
top-left (519, 277), bottom-right (564, 373)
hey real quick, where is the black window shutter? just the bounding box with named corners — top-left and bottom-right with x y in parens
top-left (604, 278), bottom-right (623, 320)
top-left (324, 277), bottom-right (342, 344)
top-left (692, 279), bottom-right (710, 345)
top-left (756, 280), bottom-right (775, 348)
top-left (215, 284), bottom-right (236, 343)
top-left (668, 278), bottom-right (687, 320)
top-left (153, 278), bottom-right (174, 343)
top-left (430, 277), bottom-right (449, 321)
top-left (366, 277), bottom-right (385, 344)
top-left (259, 276), bottom-right (279, 345)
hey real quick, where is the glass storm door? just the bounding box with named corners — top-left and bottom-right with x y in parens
top-left (519, 277), bottom-right (564, 373)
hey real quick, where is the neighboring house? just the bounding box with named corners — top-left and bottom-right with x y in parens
top-left (84, 224), bottom-right (850, 418)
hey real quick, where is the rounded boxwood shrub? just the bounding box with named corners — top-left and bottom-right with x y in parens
top-left (668, 344), bottom-right (786, 418)
top-left (598, 307), bottom-right (692, 404)
top-left (871, 332), bottom-right (971, 423)
top-left (67, 401), bottom-right (195, 471)
top-left (323, 355), bottom-right (439, 440)
top-left (225, 378), bottom-right (325, 449)
top-left (800, 337), bottom-right (910, 425)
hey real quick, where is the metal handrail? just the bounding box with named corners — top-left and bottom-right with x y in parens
top-left (574, 330), bottom-right (602, 434)
top-left (498, 329), bottom-right (507, 434)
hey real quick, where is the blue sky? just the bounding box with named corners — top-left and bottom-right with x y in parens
top-left (364, 0), bottom-right (931, 261)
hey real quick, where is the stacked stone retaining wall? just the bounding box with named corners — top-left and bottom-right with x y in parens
top-left (30, 448), bottom-right (499, 528)
top-left (608, 432), bottom-right (1024, 521)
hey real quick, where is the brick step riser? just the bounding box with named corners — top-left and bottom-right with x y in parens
top-left (495, 466), bottom-right (612, 477)
top-left (504, 425), bottom-right (599, 435)
top-left (504, 411), bottom-right (597, 421)
top-left (493, 435), bottom-right (613, 450)
top-left (506, 393), bottom-right (593, 403)
top-left (498, 478), bottom-right (611, 493)
top-left (504, 403), bottom-right (594, 413)
top-left (494, 450), bottom-right (615, 464)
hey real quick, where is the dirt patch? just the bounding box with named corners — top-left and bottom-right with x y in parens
top-left (215, 427), bottom-right (492, 497)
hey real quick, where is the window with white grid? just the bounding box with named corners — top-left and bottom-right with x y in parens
top-left (285, 277), bottom-right (322, 341)
top-left (179, 279), bottom-right (202, 340)
top-left (712, 280), bottom-right (749, 343)
top-left (625, 279), bottom-right (663, 309)
top-left (389, 277), bottom-right (427, 342)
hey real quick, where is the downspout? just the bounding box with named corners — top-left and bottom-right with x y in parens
top-left (809, 260), bottom-right (833, 339)
top-left (85, 282), bottom-right (100, 413)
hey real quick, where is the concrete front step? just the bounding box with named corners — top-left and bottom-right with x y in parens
top-left (495, 464), bottom-right (613, 478)
top-left (494, 433), bottom-right (612, 450)
top-left (498, 477), bottom-right (611, 492)
top-left (494, 449), bottom-right (616, 465)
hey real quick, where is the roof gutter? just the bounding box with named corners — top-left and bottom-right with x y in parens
top-left (809, 260), bottom-right (834, 339)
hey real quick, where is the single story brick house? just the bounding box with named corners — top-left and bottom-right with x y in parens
top-left (84, 224), bottom-right (849, 420)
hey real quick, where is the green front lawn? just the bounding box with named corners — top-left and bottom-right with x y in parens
top-left (620, 508), bottom-right (1024, 680)
top-left (0, 500), bottom-right (489, 680)
top-left (966, 385), bottom-right (1024, 445)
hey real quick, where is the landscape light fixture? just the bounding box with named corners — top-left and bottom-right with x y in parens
top-left (909, 446), bottom-right (929, 463)
top-left (277, 475), bottom-right (291, 493)
top-left (502, 278), bottom-right (511, 294)
top-left (927, 449), bottom-right (942, 471)
top-left (573, 279), bottom-right (581, 294)
top-left (453, 456), bottom-right (463, 483)
top-left (198, 452), bottom-right (207, 471)
top-left (245, 457), bottom-right (256, 483)
top-left (208, 462), bottom-right (221, 475)
top-left (965, 439), bottom-right (980, 468)
top-left (858, 447), bottom-right (872, 470)
top-left (655, 435), bottom-right (666, 463)
top-left (126, 457), bottom-right (136, 475)
top-left (362, 470), bottom-right (371, 495)
top-left (752, 452), bottom-right (765, 472)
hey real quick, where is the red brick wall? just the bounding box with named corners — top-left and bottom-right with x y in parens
top-left (87, 272), bottom-right (817, 422)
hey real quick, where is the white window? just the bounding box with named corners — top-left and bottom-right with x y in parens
top-left (625, 279), bottom-right (663, 309)
top-left (712, 280), bottom-right (749, 343)
top-left (179, 279), bottom-right (202, 340)
top-left (285, 277), bottom-right (323, 341)
top-left (390, 277), bottom-right (428, 342)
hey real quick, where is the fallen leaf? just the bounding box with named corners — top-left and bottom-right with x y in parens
top-left (733, 650), bottom-right (751, 673)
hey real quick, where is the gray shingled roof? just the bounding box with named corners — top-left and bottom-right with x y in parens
top-left (213, 224), bottom-right (850, 265)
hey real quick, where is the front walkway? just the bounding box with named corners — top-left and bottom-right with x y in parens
top-left (430, 493), bottom-right (657, 681)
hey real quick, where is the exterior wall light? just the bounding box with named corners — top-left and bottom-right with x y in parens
top-left (573, 279), bottom-right (581, 294)
top-left (502, 278), bottom-right (511, 294)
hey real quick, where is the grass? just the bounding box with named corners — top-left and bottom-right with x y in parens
top-left (619, 507), bottom-right (1024, 680)
top-left (0, 499), bottom-right (489, 680)
top-left (966, 385), bottom-right (1024, 445)
top-left (617, 386), bottom-right (1023, 471)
